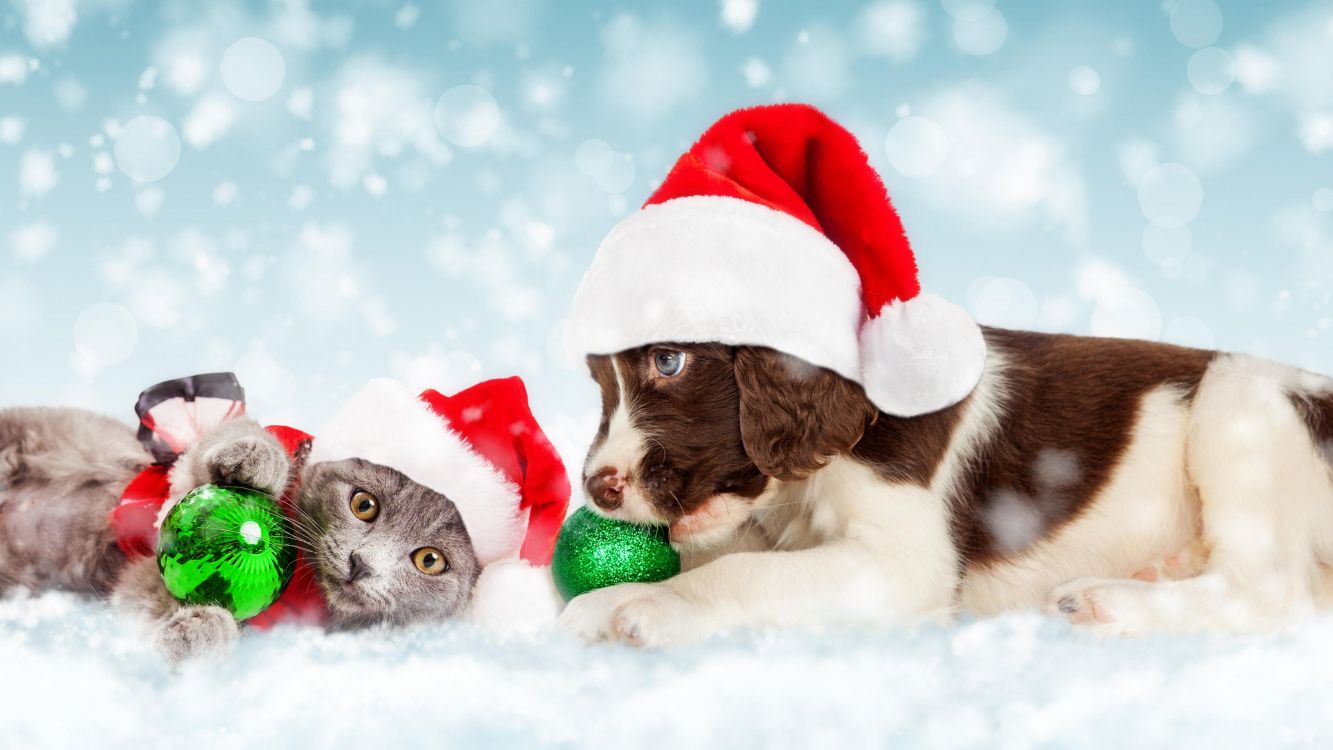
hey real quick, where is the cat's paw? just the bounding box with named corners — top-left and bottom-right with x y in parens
top-left (155, 605), bottom-right (239, 662)
top-left (205, 435), bottom-right (290, 496)
top-left (558, 583), bottom-right (701, 647)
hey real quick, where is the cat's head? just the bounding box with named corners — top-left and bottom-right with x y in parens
top-left (296, 457), bottom-right (481, 628)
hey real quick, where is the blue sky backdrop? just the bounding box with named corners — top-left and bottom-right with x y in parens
top-left (2, 0), bottom-right (1332, 470)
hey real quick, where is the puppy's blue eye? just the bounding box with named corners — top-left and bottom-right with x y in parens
top-left (654, 351), bottom-right (685, 377)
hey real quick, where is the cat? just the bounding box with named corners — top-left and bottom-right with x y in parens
top-left (0, 406), bottom-right (481, 661)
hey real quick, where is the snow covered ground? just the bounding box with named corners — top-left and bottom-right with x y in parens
top-left (3, 589), bottom-right (1332, 748)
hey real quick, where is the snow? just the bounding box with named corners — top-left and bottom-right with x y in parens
top-left (5, 590), bottom-right (1333, 748)
top-left (434, 85), bottom-right (503, 148)
top-left (857, 0), bottom-right (927, 62)
top-left (906, 88), bottom-right (1089, 245)
top-left (599, 15), bottom-right (706, 119)
top-left (0, 54), bottom-right (35, 85)
top-left (719, 0), bottom-right (759, 35)
top-left (114, 116), bottom-right (182, 182)
top-left (326, 57), bottom-right (452, 189)
top-left (220, 37), bottom-right (287, 102)
top-left (1068, 66), bottom-right (1101, 97)
top-left (781, 25), bottom-right (852, 99)
top-left (574, 139), bottom-right (636, 194)
top-left (8, 220), bottom-right (58, 263)
top-left (72, 303), bottom-right (140, 374)
top-left (951, 7), bottom-right (1008, 57)
top-left (1137, 163), bottom-right (1203, 228)
top-left (1187, 47), bottom-right (1236, 95)
top-left (885, 116), bottom-right (949, 178)
top-left (1172, 94), bottom-right (1254, 170)
top-left (1169, 0), bottom-right (1225, 49)
top-left (969, 277), bottom-right (1039, 330)
top-left (1142, 225), bottom-right (1193, 273)
top-left (1077, 259), bottom-right (1163, 341)
top-left (0, 116), bottom-right (25, 144)
top-left (740, 57), bottom-right (773, 88)
top-left (1315, 188), bottom-right (1333, 213)
top-left (18, 148), bottom-right (58, 197)
top-left (13, 0), bottom-right (77, 49)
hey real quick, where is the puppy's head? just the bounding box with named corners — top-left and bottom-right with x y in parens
top-left (582, 344), bottom-right (877, 547)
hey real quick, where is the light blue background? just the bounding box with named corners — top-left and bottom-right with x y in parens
top-left (2, 0), bottom-right (1330, 470)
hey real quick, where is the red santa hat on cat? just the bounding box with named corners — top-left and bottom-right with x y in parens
top-left (306, 376), bottom-right (570, 626)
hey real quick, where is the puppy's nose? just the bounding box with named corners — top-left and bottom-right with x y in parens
top-left (346, 552), bottom-right (372, 583)
top-left (585, 467), bottom-right (626, 511)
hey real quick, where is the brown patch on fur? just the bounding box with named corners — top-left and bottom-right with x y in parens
top-left (735, 347), bottom-right (878, 481)
top-left (853, 402), bottom-right (966, 486)
top-left (955, 328), bottom-right (1215, 566)
top-left (1289, 390), bottom-right (1333, 467)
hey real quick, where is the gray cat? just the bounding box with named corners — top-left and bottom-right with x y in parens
top-left (0, 406), bottom-right (481, 660)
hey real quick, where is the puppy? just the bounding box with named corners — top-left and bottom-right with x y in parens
top-left (558, 103), bottom-right (1333, 645)
top-left (557, 330), bottom-right (1333, 645)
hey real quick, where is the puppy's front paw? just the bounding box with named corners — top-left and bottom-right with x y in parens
top-left (205, 436), bottom-right (289, 495)
top-left (558, 583), bottom-right (700, 647)
top-left (155, 605), bottom-right (239, 662)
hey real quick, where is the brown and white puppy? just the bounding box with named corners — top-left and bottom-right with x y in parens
top-left (558, 328), bottom-right (1333, 645)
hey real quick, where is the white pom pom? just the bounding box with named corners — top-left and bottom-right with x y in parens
top-left (467, 559), bottom-right (562, 630)
top-left (859, 293), bottom-right (987, 417)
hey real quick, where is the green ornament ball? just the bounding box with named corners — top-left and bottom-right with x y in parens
top-left (551, 506), bottom-right (681, 601)
top-left (157, 484), bottom-right (296, 621)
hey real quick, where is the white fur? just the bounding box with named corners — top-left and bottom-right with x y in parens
top-left (582, 359), bottom-right (661, 525)
top-left (559, 457), bottom-right (959, 645)
top-left (307, 379), bottom-right (523, 566)
top-left (860, 294), bottom-right (987, 416)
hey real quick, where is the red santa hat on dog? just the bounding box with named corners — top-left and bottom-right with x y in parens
top-left (565, 104), bottom-right (986, 416)
top-left (307, 376), bottom-right (570, 624)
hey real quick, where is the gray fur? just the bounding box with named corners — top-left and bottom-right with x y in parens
top-left (0, 407), bottom-right (146, 596)
top-left (1, 406), bottom-right (481, 661)
top-left (298, 458), bottom-right (481, 629)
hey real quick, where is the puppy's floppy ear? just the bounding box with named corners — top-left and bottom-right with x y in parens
top-left (734, 347), bottom-right (878, 481)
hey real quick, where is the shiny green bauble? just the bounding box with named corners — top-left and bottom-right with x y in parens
top-left (157, 484), bottom-right (296, 621)
top-left (551, 506), bottom-right (681, 601)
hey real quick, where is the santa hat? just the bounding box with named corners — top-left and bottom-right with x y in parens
top-left (564, 104), bottom-right (986, 417)
top-left (306, 377), bottom-right (570, 625)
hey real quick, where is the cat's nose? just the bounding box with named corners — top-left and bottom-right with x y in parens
top-left (346, 552), bottom-right (373, 583)
top-left (585, 467), bottom-right (625, 511)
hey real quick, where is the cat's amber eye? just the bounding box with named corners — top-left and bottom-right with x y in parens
top-left (349, 490), bottom-right (379, 522)
top-left (412, 547), bottom-right (448, 575)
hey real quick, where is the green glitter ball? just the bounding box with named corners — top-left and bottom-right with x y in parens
top-left (157, 484), bottom-right (296, 621)
top-left (551, 506), bottom-right (681, 601)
